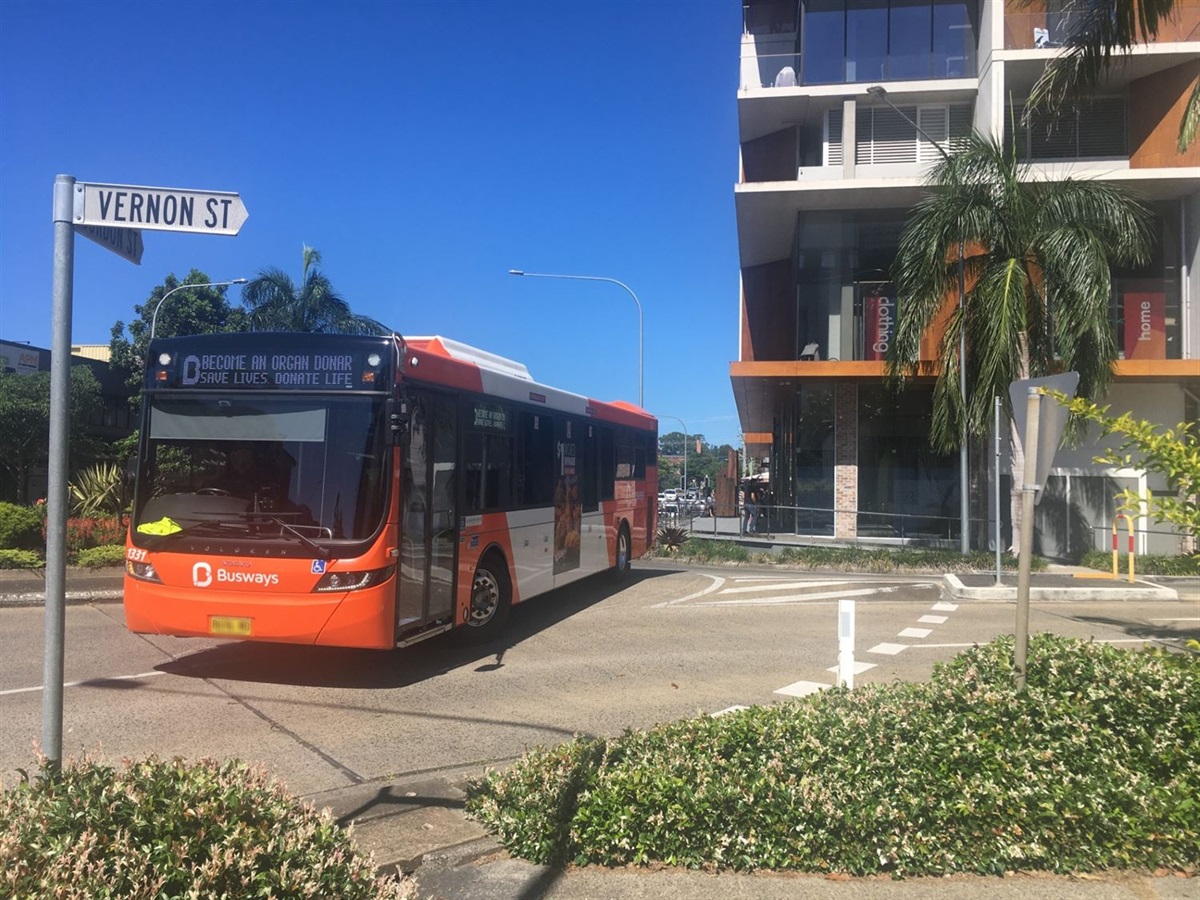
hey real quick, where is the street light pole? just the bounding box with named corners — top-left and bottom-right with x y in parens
top-left (508, 269), bottom-right (643, 408)
top-left (868, 85), bottom-right (970, 553)
top-left (150, 278), bottom-right (248, 340)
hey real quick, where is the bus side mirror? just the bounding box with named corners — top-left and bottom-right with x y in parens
top-left (387, 396), bottom-right (411, 442)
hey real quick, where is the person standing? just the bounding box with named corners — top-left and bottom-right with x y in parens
top-left (743, 490), bottom-right (757, 535)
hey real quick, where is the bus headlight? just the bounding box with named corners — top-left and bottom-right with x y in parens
top-left (312, 565), bottom-right (394, 593)
top-left (126, 560), bottom-right (162, 583)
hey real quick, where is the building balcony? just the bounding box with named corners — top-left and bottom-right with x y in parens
top-left (1003, 2), bottom-right (1200, 52)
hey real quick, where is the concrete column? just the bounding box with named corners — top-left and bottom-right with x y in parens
top-left (843, 98), bottom-right (857, 180)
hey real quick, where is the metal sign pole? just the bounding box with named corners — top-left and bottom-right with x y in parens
top-left (995, 395), bottom-right (1002, 585)
top-left (1014, 387), bottom-right (1041, 692)
top-left (43, 174), bottom-right (76, 766)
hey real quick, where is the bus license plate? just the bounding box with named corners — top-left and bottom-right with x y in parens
top-left (209, 616), bottom-right (252, 636)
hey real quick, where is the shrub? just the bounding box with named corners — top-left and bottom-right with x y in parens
top-left (0, 755), bottom-right (415, 899)
top-left (74, 544), bottom-right (126, 569)
top-left (0, 502), bottom-right (43, 551)
top-left (0, 549), bottom-right (43, 569)
top-left (656, 526), bottom-right (689, 551)
top-left (659, 539), bottom-right (1044, 574)
top-left (68, 461), bottom-right (127, 520)
top-left (1080, 549), bottom-right (1200, 577)
top-left (57, 517), bottom-right (126, 553)
top-left (467, 635), bottom-right (1199, 877)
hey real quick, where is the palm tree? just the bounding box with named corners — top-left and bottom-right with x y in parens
top-left (886, 131), bottom-right (1154, 553)
top-left (242, 245), bottom-right (390, 335)
top-left (1025, 0), bottom-right (1198, 152)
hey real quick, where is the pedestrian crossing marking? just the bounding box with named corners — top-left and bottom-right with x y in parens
top-left (932, 602), bottom-right (958, 611)
top-left (919, 615), bottom-right (948, 624)
top-left (711, 705), bottom-right (751, 717)
top-left (868, 642), bottom-right (908, 656)
top-left (825, 661), bottom-right (876, 675)
top-left (898, 627), bottom-right (932, 639)
top-left (774, 680), bottom-right (829, 697)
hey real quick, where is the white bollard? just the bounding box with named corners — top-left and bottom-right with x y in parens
top-left (837, 599), bottom-right (855, 689)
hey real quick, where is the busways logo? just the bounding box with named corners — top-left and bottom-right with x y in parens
top-left (191, 561), bottom-right (280, 588)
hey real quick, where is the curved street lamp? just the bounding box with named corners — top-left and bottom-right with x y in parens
top-left (508, 269), bottom-right (643, 407)
top-left (150, 278), bottom-right (248, 340)
top-left (868, 85), bottom-right (969, 554)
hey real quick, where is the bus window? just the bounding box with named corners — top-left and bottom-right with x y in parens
top-left (518, 411), bottom-right (555, 506)
top-left (598, 426), bottom-right (615, 500)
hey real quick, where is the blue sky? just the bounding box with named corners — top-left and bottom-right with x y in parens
top-left (0, 0), bottom-right (743, 447)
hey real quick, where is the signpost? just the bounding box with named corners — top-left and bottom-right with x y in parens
top-left (44, 175), bottom-right (248, 768)
top-left (1007, 372), bottom-right (1079, 691)
top-left (75, 223), bottom-right (144, 265)
top-left (75, 182), bottom-right (249, 236)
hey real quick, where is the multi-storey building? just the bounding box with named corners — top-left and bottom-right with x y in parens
top-left (732, 0), bottom-right (1199, 558)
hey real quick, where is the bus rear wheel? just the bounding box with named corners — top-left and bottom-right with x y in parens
top-left (612, 523), bottom-right (631, 579)
top-left (459, 555), bottom-right (511, 643)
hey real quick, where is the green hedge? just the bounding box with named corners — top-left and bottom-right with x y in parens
top-left (468, 635), bottom-right (1199, 876)
top-left (653, 539), bottom-right (1044, 574)
top-left (1, 756), bottom-right (414, 899)
top-left (0, 502), bottom-right (43, 551)
top-left (75, 544), bottom-right (126, 569)
top-left (1080, 550), bottom-right (1200, 577)
top-left (0, 549), bottom-right (43, 570)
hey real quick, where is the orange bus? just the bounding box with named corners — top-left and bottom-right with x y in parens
top-left (124, 332), bottom-right (657, 649)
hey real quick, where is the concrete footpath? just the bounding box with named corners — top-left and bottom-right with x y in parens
top-left (4, 565), bottom-right (1196, 898)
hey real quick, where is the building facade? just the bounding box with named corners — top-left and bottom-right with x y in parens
top-left (731, 0), bottom-right (1199, 558)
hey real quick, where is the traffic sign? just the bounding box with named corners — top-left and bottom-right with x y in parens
top-left (1009, 372), bottom-right (1079, 504)
top-left (74, 182), bottom-right (248, 236)
top-left (75, 223), bottom-right (144, 265)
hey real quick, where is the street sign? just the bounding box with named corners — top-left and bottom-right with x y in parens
top-left (1009, 372), bottom-right (1080, 504)
top-left (75, 223), bottom-right (144, 265)
top-left (74, 182), bottom-right (248, 236)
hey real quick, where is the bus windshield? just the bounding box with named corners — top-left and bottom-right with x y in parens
top-left (130, 393), bottom-right (389, 547)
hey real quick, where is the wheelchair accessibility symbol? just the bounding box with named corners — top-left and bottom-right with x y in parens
top-left (311, 559), bottom-right (327, 575)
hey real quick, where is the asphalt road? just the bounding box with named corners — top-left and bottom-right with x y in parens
top-left (3, 560), bottom-right (1196, 793)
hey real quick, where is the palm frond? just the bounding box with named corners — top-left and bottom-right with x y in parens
top-left (1024, 0), bottom-right (1182, 118)
top-left (1178, 77), bottom-right (1200, 152)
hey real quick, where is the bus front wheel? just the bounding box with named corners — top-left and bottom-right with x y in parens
top-left (460, 555), bottom-right (511, 643)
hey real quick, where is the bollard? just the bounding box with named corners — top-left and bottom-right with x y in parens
top-left (1112, 514), bottom-right (1136, 584)
top-left (837, 599), bottom-right (855, 689)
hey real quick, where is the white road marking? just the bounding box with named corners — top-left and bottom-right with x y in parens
top-left (711, 705), bottom-right (751, 717)
top-left (697, 586), bottom-right (900, 607)
top-left (652, 574), bottom-right (726, 608)
top-left (932, 602), bottom-right (959, 611)
top-left (919, 615), bottom-right (948, 624)
top-left (774, 680), bottom-right (829, 697)
top-left (0, 670), bottom-right (165, 697)
top-left (720, 580), bottom-right (849, 595)
top-left (898, 627), bottom-right (932, 639)
top-left (868, 642), bottom-right (908, 656)
top-left (825, 661), bottom-right (877, 675)
top-left (1148, 617), bottom-right (1200, 622)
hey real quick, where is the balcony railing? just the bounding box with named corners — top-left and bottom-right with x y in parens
top-left (740, 47), bottom-right (976, 90)
top-left (1005, 3), bottom-right (1200, 51)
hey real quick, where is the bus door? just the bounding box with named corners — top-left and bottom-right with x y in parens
top-left (397, 389), bottom-right (459, 631)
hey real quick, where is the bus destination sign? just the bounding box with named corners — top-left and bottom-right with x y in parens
top-left (160, 350), bottom-right (386, 391)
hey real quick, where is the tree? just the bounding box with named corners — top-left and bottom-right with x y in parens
top-left (1025, 0), bottom-right (1198, 152)
top-left (0, 367), bottom-right (102, 503)
top-left (241, 245), bottom-right (389, 335)
top-left (887, 131), bottom-right (1154, 553)
top-left (109, 270), bottom-right (247, 398)
top-left (1050, 391), bottom-right (1198, 554)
